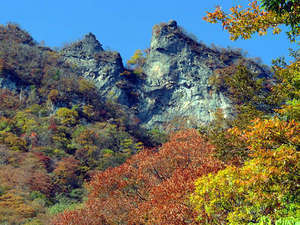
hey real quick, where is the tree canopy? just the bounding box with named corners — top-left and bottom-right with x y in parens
top-left (204, 0), bottom-right (299, 41)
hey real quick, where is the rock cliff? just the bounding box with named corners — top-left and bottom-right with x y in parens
top-left (0, 21), bottom-right (270, 129)
top-left (60, 33), bottom-right (126, 102)
top-left (60, 20), bottom-right (270, 129)
top-left (126, 20), bottom-right (269, 128)
top-left (135, 20), bottom-right (232, 128)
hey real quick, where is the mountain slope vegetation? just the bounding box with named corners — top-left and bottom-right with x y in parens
top-left (0, 0), bottom-right (299, 223)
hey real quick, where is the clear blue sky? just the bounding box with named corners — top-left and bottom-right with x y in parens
top-left (0, 0), bottom-right (297, 65)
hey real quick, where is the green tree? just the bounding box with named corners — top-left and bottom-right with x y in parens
top-left (260, 0), bottom-right (299, 39)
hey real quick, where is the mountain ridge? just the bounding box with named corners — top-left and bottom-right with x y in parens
top-left (0, 20), bottom-right (270, 128)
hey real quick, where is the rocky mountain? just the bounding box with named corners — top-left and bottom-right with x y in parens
top-left (61, 20), bottom-right (269, 128)
top-left (136, 20), bottom-right (272, 128)
top-left (1, 21), bottom-right (270, 129)
top-left (60, 33), bottom-right (127, 102)
top-left (133, 20), bottom-right (233, 128)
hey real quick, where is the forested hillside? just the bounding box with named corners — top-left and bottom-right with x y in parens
top-left (0, 23), bottom-right (164, 224)
top-left (0, 0), bottom-right (298, 224)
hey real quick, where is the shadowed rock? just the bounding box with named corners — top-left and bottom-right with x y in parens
top-left (61, 33), bottom-right (126, 102)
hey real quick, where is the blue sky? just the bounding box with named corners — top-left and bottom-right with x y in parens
top-left (0, 0), bottom-right (297, 65)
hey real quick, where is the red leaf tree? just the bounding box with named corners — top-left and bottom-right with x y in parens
top-left (53, 129), bottom-right (223, 225)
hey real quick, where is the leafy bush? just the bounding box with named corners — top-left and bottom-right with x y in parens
top-left (48, 202), bottom-right (80, 216)
top-left (55, 107), bottom-right (78, 127)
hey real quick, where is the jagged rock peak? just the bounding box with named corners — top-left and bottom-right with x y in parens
top-left (168, 20), bottom-right (178, 28)
top-left (61, 32), bottom-right (104, 59)
top-left (82, 32), bottom-right (103, 51)
top-left (160, 20), bottom-right (178, 34)
top-left (150, 20), bottom-right (203, 55)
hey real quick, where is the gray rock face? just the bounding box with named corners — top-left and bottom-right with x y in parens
top-left (135, 20), bottom-right (233, 128)
top-left (60, 33), bottom-right (126, 102)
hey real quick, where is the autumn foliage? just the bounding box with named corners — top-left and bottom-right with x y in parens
top-left (192, 1), bottom-right (300, 224)
top-left (204, 0), bottom-right (299, 41)
top-left (0, 1), bottom-right (299, 223)
top-left (191, 118), bottom-right (299, 224)
top-left (52, 129), bottom-right (223, 225)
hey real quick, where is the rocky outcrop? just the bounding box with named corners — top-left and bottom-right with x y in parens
top-left (61, 33), bottom-right (103, 59)
top-left (60, 33), bottom-right (126, 102)
top-left (134, 21), bottom-right (234, 128)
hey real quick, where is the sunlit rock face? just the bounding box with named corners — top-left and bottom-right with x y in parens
top-left (135, 20), bottom-right (232, 128)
